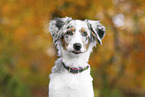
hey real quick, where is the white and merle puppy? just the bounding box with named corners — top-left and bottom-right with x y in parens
top-left (49, 17), bottom-right (105, 97)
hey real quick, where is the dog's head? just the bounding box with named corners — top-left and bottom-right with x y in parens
top-left (49, 17), bottom-right (105, 55)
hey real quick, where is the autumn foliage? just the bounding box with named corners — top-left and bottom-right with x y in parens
top-left (0, 0), bottom-right (145, 97)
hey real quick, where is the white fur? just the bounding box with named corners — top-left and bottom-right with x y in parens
top-left (49, 17), bottom-right (105, 97)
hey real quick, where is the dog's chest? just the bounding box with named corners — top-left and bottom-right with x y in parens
top-left (50, 71), bottom-right (93, 88)
top-left (62, 73), bottom-right (85, 89)
top-left (50, 72), bottom-right (93, 96)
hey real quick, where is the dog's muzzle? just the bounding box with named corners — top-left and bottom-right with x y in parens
top-left (73, 43), bottom-right (82, 50)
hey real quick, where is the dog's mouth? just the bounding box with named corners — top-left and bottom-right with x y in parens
top-left (72, 50), bottom-right (82, 54)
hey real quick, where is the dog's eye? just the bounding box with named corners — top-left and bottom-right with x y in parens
top-left (82, 32), bottom-right (88, 37)
top-left (66, 31), bottom-right (73, 35)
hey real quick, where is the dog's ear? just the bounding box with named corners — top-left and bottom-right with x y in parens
top-left (87, 20), bottom-right (105, 45)
top-left (49, 17), bottom-right (72, 43)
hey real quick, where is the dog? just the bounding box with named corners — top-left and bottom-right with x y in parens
top-left (49, 17), bottom-right (105, 97)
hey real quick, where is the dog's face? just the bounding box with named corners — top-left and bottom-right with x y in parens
top-left (49, 17), bottom-right (105, 55)
top-left (61, 20), bottom-right (91, 54)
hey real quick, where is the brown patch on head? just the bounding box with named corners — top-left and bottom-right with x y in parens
top-left (81, 27), bottom-right (85, 32)
top-left (61, 36), bottom-right (68, 50)
top-left (70, 26), bottom-right (75, 32)
top-left (85, 41), bottom-right (90, 52)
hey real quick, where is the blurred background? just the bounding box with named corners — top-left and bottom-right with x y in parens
top-left (0, 0), bottom-right (145, 97)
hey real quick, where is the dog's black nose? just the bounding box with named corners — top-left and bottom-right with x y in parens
top-left (73, 43), bottom-right (82, 50)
